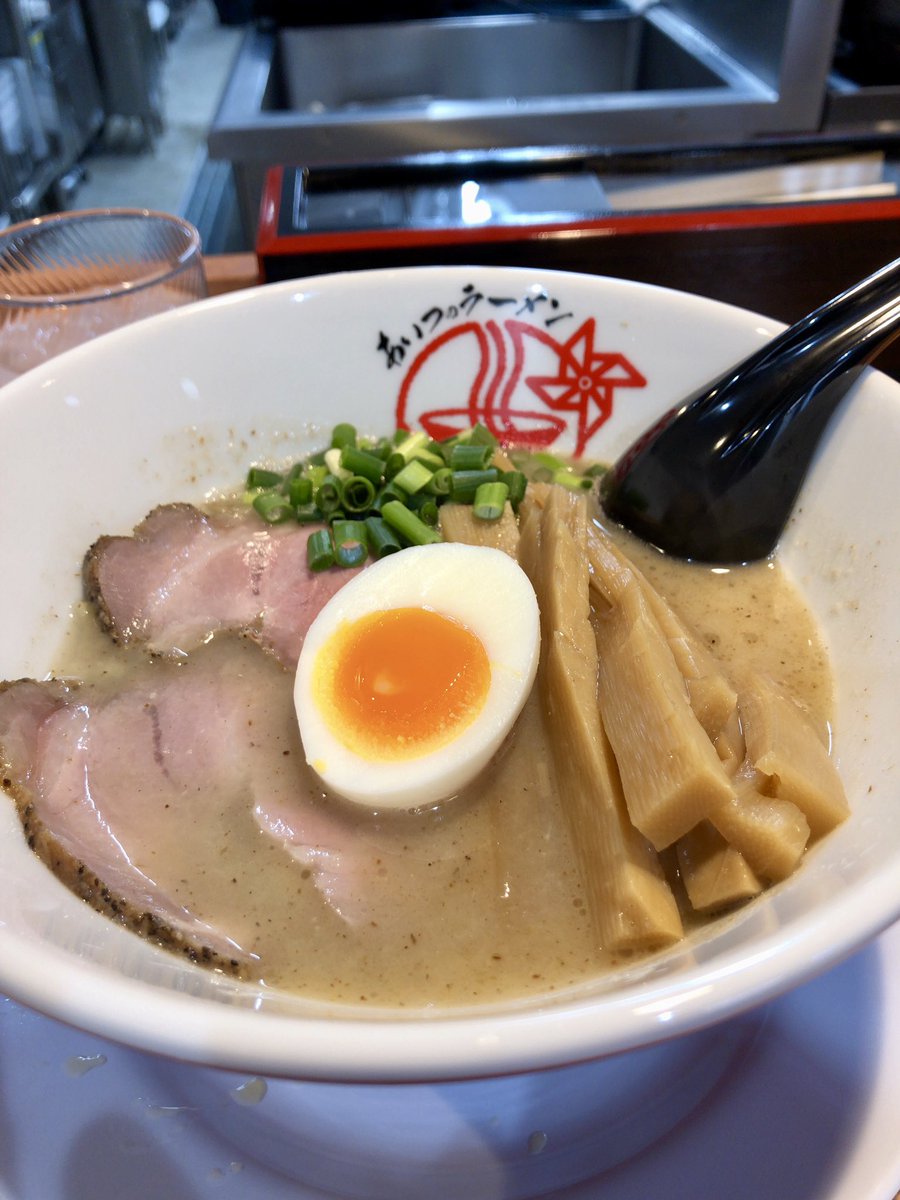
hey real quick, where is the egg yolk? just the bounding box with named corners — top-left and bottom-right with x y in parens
top-left (313, 606), bottom-right (491, 761)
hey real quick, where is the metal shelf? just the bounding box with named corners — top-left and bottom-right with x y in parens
top-left (0, 0), bottom-right (103, 223)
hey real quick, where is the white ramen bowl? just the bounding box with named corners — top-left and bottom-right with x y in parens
top-left (0, 265), bottom-right (899, 1095)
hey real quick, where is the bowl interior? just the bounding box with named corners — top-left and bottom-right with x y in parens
top-left (1, 265), bottom-right (898, 1081)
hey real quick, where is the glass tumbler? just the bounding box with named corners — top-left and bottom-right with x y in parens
top-left (0, 208), bottom-right (207, 383)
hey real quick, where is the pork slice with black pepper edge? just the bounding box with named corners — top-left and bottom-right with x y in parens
top-left (0, 647), bottom-right (297, 974)
top-left (83, 503), bottom-right (363, 669)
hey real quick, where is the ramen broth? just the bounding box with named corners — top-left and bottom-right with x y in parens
top-left (51, 526), bottom-right (833, 1008)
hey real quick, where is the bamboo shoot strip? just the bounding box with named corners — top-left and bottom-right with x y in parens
top-left (592, 574), bottom-right (737, 850)
top-left (712, 768), bottom-right (810, 881)
top-left (738, 672), bottom-right (849, 839)
top-left (676, 821), bottom-right (763, 913)
top-left (519, 488), bottom-right (682, 953)
top-left (586, 524), bottom-right (738, 744)
top-left (586, 522), bottom-right (811, 881)
top-left (439, 502), bottom-right (521, 558)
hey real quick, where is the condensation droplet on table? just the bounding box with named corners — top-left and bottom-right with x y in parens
top-left (230, 1077), bottom-right (268, 1106)
top-left (64, 1053), bottom-right (108, 1077)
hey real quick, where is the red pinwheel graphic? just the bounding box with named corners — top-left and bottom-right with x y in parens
top-left (518, 318), bottom-right (647, 456)
top-left (395, 315), bottom-right (646, 456)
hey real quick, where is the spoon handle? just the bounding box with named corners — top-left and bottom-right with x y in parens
top-left (601, 256), bottom-right (900, 563)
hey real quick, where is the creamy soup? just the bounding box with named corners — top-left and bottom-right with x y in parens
top-left (48, 520), bottom-right (834, 1008)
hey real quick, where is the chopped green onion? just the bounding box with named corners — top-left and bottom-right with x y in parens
top-left (253, 491), bottom-right (295, 523)
top-left (332, 519), bottom-right (369, 567)
top-left (315, 474), bottom-right (343, 514)
top-left (393, 430), bottom-right (429, 460)
top-left (246, 421), bottom-right (544, 537)
top-left (450, 467), bottom-right (499, 504)
top-left (411, 446), bottom-right (445, 471)
top-left (307, 464), bottom-right (327, 492)
top-left (533, 451), bottom-right (568, 471)
top-left (246, 466), bottom-right (283, 489)
top-left (384, 451), bottom-right (406, 480)
top-left (307, 528), bottom-right (335, 571)
top-left (417, 498), bottom-right (440, 527)
top-left (391, 458), bottom-right (434, 495)
top-left (330, 422), bottom-right (357, 450)
top-left (450, 442), bottom-right (494, 471)
top-left (364, 515), bottom-right (402, 558)
top-left (380, 499), bottom-right (442, 546)
top-left (340, 474), bottom-right (377, 513)
top-left (425, 466), bottom-right (453, 496)
top-left (288, 475), bottom-right (313, 507)
top-left (464, 421), bottom-right (498, 449)
top-left (553, 468), bottom-right (593, 492)
top-left (372, 481), bottom-right (409, 512)
top-left (340, 445), bottom-right (385, 485)
top-left (584, 462), bottom-right (609, 478)
top-left (502, 469), bottom-right (527, 508)
top-left (473, 481), bottom-right (509, 521)
top-left (324, 448), bottom-right (351, 480)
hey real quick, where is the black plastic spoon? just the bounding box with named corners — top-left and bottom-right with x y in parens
top-left (599, 255), bottom-right (900, 564)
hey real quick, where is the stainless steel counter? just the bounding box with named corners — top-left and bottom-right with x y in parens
top-left (207, 0), bottom-right (845, 242)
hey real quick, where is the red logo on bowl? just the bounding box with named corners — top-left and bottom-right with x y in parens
top-left (392, 316), bottom-right (646, 457)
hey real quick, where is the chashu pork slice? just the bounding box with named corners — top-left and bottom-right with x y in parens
top-left (0, 641), bottom-right (317, 973)
top-left (83, 503), bottom-right (362, 668)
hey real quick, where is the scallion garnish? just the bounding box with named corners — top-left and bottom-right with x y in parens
top-left (288, 475), bottom-right (313, 507)
top-left (380, 499), bottom-right (442, 546)
top-left (391, 458), bottom-right (434, 495)
top-left (323, 448), bottom-right (351, 480)
top-left (245, 420), bottom-right (606, 568)
top-left (421, 499), bottom-right (440, 526)
top-left (246, 466), bottom-right (284, 489)
top-left (372, 480), bottom-right (409, 512)
top-left (411, 446), bottom-right (445, 471)
top-left (307, 528), bottom-right (335, 571)
top-left (464, 422), bottom-right (498, 449)
top-left (330, 422), bottom-right (357, 450)
top-left (449, 442), bottom-right (494, 471)
top-left (253, 491), bottom-right (295, 523)
top-left (553, 468), bottom-right (594, 492)
top-left (473, 481), bottom-right (509, 521)
top-left (425, 466), bottom-right (453, 495)
top-left (332, 519), bottom-right (369, 567)
top-left (315, 475), bottom-right (343, 514)
top-left (393, 430), bottom-right (429, 460)
top-left (340, 445), bottom-right (385, 484)
top-left (364, 515), bottom-right (402, 558)
top-left (533, 450), bottom-right (567, 471)
top-left (450, 468), bottom-right (499, 504)
top-left (340, 474), bottom-right (377, 513)
top-left (502, 469), bottom-right (527, 508)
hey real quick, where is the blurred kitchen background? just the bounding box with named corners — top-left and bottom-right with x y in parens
top-left (0, 0), bottom-right (898, 262)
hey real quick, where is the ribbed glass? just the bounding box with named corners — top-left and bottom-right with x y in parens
top-left (0, 209), bottom-right (207, 380)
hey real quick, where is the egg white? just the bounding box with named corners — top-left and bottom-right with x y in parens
top-left (294, 542), bottom-right (540, 810)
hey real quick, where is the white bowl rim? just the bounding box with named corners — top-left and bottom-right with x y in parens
top-left (1, 263), bottom-right (899, 1082)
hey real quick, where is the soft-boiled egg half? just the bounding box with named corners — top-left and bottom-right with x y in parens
top-left (294, 542), bottom-right (540, 809)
